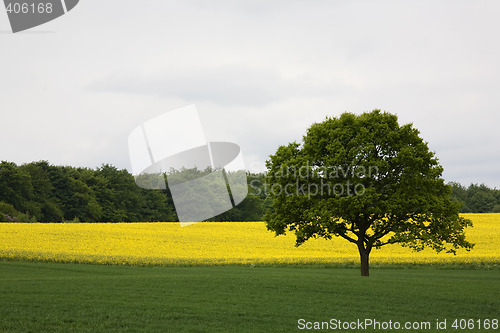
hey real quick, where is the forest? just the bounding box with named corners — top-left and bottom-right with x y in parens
top-left (0, 160), bottom-right (498, 222)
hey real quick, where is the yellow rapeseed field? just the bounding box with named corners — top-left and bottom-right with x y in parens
top-left (0, 213), bottom-right (498, 266)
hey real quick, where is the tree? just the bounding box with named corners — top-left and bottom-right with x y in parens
top-left (467, 184), bottom-right (496, 213)
top-left (140, 187), bottom-right (177, 222)
top-left (48, 166), bottom-right (102, 222)
top-left (264, 110), bottom-right (473, 276)
top-left (20, 161), bottom-right (63, 222)
top-left (0, 161), bottom-right (34, 215)
top-left (91, 164), bottom-right (142, 222)
top-left (209, 173), bottom-right (267, 221)
top-left (449, 182), bottom-right (472, 212)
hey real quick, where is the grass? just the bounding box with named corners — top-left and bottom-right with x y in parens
top-left (0, 261), bottom-right (499, 332)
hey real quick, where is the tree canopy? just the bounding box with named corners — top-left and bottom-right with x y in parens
top-left (449, 182), bottom-right (500, 213)
top-left (264, 110), bottom-right (474, 276)
top-left (0, 161), bottom-right (266, 223)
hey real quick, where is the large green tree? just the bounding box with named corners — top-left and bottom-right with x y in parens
top-left (264, 110), bottom-right (473, 276)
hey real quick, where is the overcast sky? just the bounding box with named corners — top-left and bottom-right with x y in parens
top-left (1, 0), bottom-right (499, 187)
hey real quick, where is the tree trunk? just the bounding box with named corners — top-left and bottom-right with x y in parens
top-left (358, 243), bottom-right (370, 277)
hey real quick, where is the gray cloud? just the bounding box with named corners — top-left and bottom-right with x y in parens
top-left (87, 65), bottom-right (344, 107)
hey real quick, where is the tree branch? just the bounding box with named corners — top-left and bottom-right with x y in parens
top-left (338, 232), bottom-right (357, 244)
top-left (373, 240), bottom-right (395, 247)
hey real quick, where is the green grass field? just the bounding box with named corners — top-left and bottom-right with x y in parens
top-left (0, 261), bottom-right (499, 332)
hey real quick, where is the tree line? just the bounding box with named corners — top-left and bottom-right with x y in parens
top-left (0, 160), bottom-right (498, 222)
top-left (449, 182), bottom-right (500, 213)
top-left (0, 161), bottom-right (268, 222)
